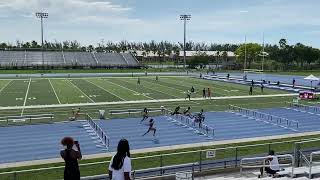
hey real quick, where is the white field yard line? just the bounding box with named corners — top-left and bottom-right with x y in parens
top-left (66, 79), bottom-right (95, 103)
top-left (105, 79), bottom-right (154, 100)
top-left (121, 79), bottom-right (181, 99)
top-left (48, 79), bottom-right (61, 104)
top-left (0, 80), bottom-right (12, 94)
top-left (21, 78), bottom-right (31, 116)
top-left (0, 93), bottom-right (297, 110)
top-left (85, 79), bottom-right (126, 101)
top-left (144, 79), bottom-right (187, 94)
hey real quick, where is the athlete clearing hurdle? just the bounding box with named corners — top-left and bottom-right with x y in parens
top-left (183, 107), bottom-right (193, 118)
top-left (142, 119), bottom-right (157, 136)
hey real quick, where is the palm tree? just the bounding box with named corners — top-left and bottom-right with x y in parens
top-left (215, 51), bottom-right (220, 69)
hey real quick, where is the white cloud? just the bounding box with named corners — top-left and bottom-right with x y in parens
top-left (0, 0), bottom-right (136, 24)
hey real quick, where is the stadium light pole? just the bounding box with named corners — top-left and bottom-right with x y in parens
top-left (244, 35), bottom-right (247, 70)
top-left (35, 12), bottom-right (48, 67)
top-left (180, 14), bottom-right (191, 70)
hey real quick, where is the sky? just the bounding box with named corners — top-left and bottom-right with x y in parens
top-left (0, 0), bottom-right (319, 48)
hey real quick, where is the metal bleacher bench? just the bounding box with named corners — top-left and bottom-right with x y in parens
top-left (0, 114), bottom-right (54, 124)
top-left (109, 108), bottom-right (163, 116)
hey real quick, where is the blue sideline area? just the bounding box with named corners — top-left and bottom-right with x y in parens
top-left (1, 108), bottom-right (320, 164)
top-left (216, 72), bottom-right (320, 88)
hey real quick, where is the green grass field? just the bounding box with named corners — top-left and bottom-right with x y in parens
top-left (0, 76), bottom-right (287, 108)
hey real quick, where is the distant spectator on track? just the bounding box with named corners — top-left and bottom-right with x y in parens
top-left (191, 86), bottom-right (195, 93)
top-left (109, 139), bottom-right (132, 180)
top-left (202, 88), bottom-right (206, 98)
top-left (292, 78), bottom-right (296, 88)
top-left (185, 90), bottom-right (191, 101)
top-left (243, 74), bottom-right (247, 81)
top-left (261, 84), bottom-right (264, 93)
top-left (249, 86), bottom-right (253, 95)
top-left (137, 78), bottom-right (141, 85)
top-left (227, 73), bottom-right (230, 79)
top-left (251, 80), bottom-right (254, 86)
top-left (60, 137), bottom-right (82, 180)
top-left (207, 87), bottom-right (211, 99)
top-left (277, 81), bottom-right (280, 86)
top-left (259, 150), bottom-right (280, 178)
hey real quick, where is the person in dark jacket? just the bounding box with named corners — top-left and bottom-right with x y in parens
top-left (60, 137), bottom-right (82, 180)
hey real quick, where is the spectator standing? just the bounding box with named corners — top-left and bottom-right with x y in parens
top-left (185, 90), bottom-right (191, 101)
top-left (261, 84), bottom-right (264, 93)
top-left (292, 78), bottom-right (296, 88)
top-left (202, 88), bottom-right (206, 98)
top-left (207, 88), bottom-right (211, 99)
top-left (60, 137), bottom-right (82, 180)
top-left (249, 86), bottom-right (253, 95)
top-left (109, 139), bottom-right (132, 180)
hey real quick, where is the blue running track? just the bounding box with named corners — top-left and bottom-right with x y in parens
top-left (1, 109), bottom-right (320, 164)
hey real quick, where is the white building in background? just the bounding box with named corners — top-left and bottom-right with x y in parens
top-left (135, 50), bottom-right (235, 58)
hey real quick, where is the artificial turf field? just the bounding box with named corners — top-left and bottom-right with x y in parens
top-left (0, 76), bottom-right (286, 107)
top-left (0, 75), bottom-right (289, 121)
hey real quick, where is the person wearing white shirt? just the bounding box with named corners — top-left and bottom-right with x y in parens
top-left (109, 139), bottom-right (132, 180)
top-left (259, 150), bottom-right (280, 178)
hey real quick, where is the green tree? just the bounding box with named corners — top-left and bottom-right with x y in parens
top-left (187, 52), bottom-right (209, 69)
top-left (235, 43), bottom-right (262, 68)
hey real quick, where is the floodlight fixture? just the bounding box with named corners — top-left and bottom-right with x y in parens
top-left (35, 12), bottom-right (49, 67)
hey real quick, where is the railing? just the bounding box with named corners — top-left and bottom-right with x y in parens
top-left (109, 108), bottom-right (164, 116)
top-left (229, 104), bottom-right (299, 131)
top-left (86, 114), bottom-right (110, 149)
top-left (0, 114), bottom-right (54, 125)
top-left (81, 162), bottom-right (197, 180)
top-left (240, 154), bottom-right (294, 177)
top-left (294, 138), bottom-right (320, 167)
top-left (309, 151), bottom-right (320, 179)
top-left (1, 137), bottom-right (319, 180)
top-left (168, 113), bottom-right (215, 138)
top-left (288, 102), bottom-right (320, 113)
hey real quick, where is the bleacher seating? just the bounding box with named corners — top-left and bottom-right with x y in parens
top-left (94, 52), bottom-right (128, 66)
top-left (0, 51), bottom-right (25, 66)
top-left (120, 53), bottom-right (139, 65)
top-left (64, 52), bottom-right (96, 66)
top-left (0, 50), bottom-right (139, 67)
top-left (25, 51), bottom-right (43, 65)
top-left (43, 51), bottom-right (64, 66)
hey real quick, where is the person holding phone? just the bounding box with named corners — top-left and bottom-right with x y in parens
top-left (60, 137), bottom-right (82, 180)
top-left (109, 139), bottom-right (132, 180)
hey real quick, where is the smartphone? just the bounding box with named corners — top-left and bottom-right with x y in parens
top-left (74, 141), bottom-right (79, 145)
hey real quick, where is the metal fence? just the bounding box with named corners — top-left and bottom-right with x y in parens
top-left (0, 113), bottom-right (54, 126)
top-left (1, 136), bottom-right (320, 180)
top-left (229, 104), bottom-right (299, 131)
